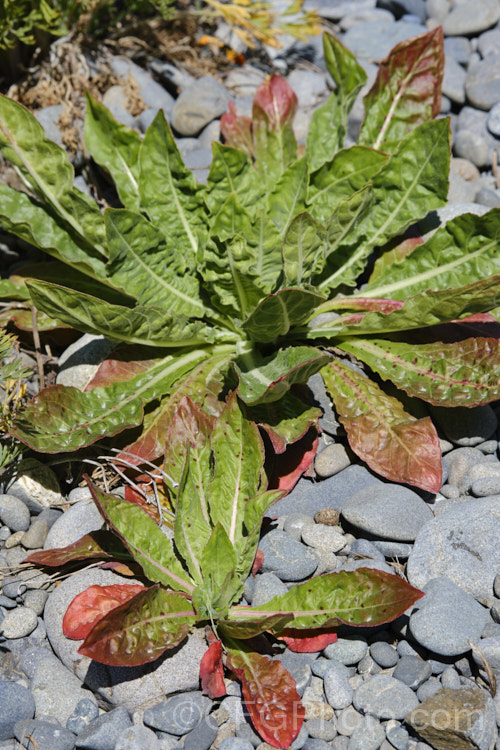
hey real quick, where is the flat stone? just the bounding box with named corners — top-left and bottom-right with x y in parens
top-left (251, 572), bottom-right (288, 606)
top-left (372, 541), bottom-right (413, 559)
top-left (406, 497), bottom-right (500, 606)
top-left (453, 130), bottom-right (489, 168)
top-left (471, 476), bottom-right (500, 497)
top-left (65, 697), bottom-right (99, 734)
top-left (171, 76), bottom-right (230, 136)
top-left (408, 577), bottom-right (489, 656)
top-left (323, 662), bottom-right (353, 710)
top-left (417, 676), bottom-right (442, 702)
top-left (406, 687), bottom-right (497, 750)
top-left (342, 21), bottom-right (427, 61)
top-left (143, 693), bottom-right (207, 735)
top-left (31, 653), bottom-right (97, 726)
top-left (115, 725), bottom-right (161, 750)
top-left (0, 682), bottom-right (35, 740)
top-left (56, 333), bottom-right (116, 390)
top-left (283, 513), bottom-right (314, 541)
top-left (109, 56), bottom-right (175, 115)
top-left (301, 524), bottom-right (345, 553)
top-left (14, 719), bottom-right (75, 750)
top-left (73, 706), bottom-right (132, 750)
top-left (471, 635), bottom-right (500, 670)
top-left (341, 485), bottom-right (433, 541)
top-left (43, 499), bottom-right (103, 550)
top-left (442, 56), bottom-right (466, 104)
top-left (304, 717), bottom-right (336, 741)
top-left (349, 538), bottom-right (385, 561)
top-left (22, 519), bottom-right (49, 549)
top-left (443, 36), bottom-right (471, 65)
top-left (347, 715), bottom-right (385, 750)
top-left (183, 714), bottom-right (218, 750)
top-left (0, 607), bottom-right (38, 639)
top-left (442, 0), bottom-right (500, 36)
top-left (0, 495), bottom-right (30, 533)
top-left (353, 674), bottom-right (418, 719)
top-left (370, 641), bottom-right (399, 668)
top-left (44, 568), bottom-right (206, 712)
top-left (323, 637), bottom-right (367, 665)
top-left (478, 29), bottom-right (500, 57)
top-left (314, 444), bottom-right (351, 479)
top-left (392, 655), bottom-right (432, 690)
top-left (465, 55), bottom-right (500, 111)
top-left (259, 530), bottom-right (318, 581)
top-left (286, 70), bottom-right (327, 109)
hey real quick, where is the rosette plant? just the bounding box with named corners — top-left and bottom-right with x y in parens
top-left (1, 28), bottom-right (499, 491)
top-left (27, 394), bottom-right (424, 747)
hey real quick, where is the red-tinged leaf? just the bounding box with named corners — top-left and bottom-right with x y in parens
top-left (452, 313), bottom-right (499, 325)
top-left (321, 359), bottom-right (442, 492)
top-left (200, 639), bottom-right (226, 699)
top-left (63, 583), bottom-right (145, 640)
top-left (359, 27), bottom-right (444, 153)
top-left (275, 628), bottom-right (338, 653)
top-left (226, 648), bottom-right (304, 748)
top-left (0, 306), bottom-right (70, 332)
top-left (78, 585), bottom-right (195, 666)
top-left (253, 75), bottom-right (298, 131)
top-left (98, 561), bottom-right (137, 576)
top-left (163, 396), bottom-right (215, 492)
top-left (249, 390), bottom-right (321, 454)
top-left (23, 530), bottom-right (130, 567)
top-left (370, 233), bottom-right (424, 283)
top-left (124, 484), bottom-right (160, 523)
top-left (220, 101), bottom-right (254, 155)
top-left (252, 548), bottom-right (264, 576)
top-left (341, 337), bottom-right (500, 408)
top-left (324, 297), bottom-right (404, 314)
top-left (267, 427), bottom-right (319, 493)
top-left (85, 350), bottom-right (155, 390)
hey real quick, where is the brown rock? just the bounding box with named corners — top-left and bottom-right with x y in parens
top-left (450, 158), bottom-right (480, 182)
top-left (314, 507), bottom-right (340, 526)
top-left (405, 687), bottom-right (496, 750)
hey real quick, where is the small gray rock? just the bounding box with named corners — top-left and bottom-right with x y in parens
top-left (304, 717), bottom-right (337, 741)
top-left (301, 524), bottom-right (345, 554)
top-left (323, 662), bottom-right (353, 710)
top-left (349, 539), bottom-right (385, 561)
top-left (323, 638), bottom-right (367, 665)
top-left (336, 706), bottom-right (363, 737)
top-left (14, 719), bottom-right (75, 750)
top-left (442, 56), bottom-right (466, 104)
top-left (314, 444), bottom-right (351, 479)
top-left (56, 333), bottom-right (115, 390)
top-left (219, 738), bottom-right (254, 750)
top-left (347, 715), bottom-right (384, 750)
top-left (66, 698), bottom-right (100, 734)
top-left (479, 29), bottom-right (500, 57)
top-left (440, 666), bottom-right (461, 689)
top-left (35, 105), bottom-right (65, 145)
top-left (0, 608), bottom-right (38, 639)
top-left (471, 476), bottom-right (500, 497)
top-left (465, 55), bottom-right (500, 111)
top-left (21, 519), bottom-right (48, 550)
top-left (251, 572), bottom-right (288, 606)
top-left (183, 715), bottom-right (218, 750)
top-left (283, 514), bottom-right (315, 541)
top-left (454, 130), bottom-right (489, 168)
top-left (370, 641), bottom-right (399, 668)
top-left (341, 485), bottom-right (433, 541)
top-left (260, 530), bottom-right (318, 581)
top-left (115, 725), bottom-right (161, 750)
top-left (443, 0), bottom-right (500, 35)
top-left (342, 21), bottom-right (426, 61)
top-left (31, 653), bottom-right (97, 726)
top-left (109, 56), bottom-right (175, 115)
top-left (417, 676), bottom-right (442, 702)
top-left (0, 682), bottom-right (35, 740)
top-left (471, 635), bottom-right (500, 670)
top-left (23, 590), bottom-right (49, 616)
top-left (372, 541), bottom-right (412, 559)
top-left (171, 76), bottom-right (230, 136)
top-left (143, 693), bottom-right (206, 735)
top-left (409, 577), bottom-right (489, 656)
top-left (0, 496), bottom-right (30, 533)
top-left (392, 655), bottom-right (432, 689)
top-left (43, 499), bottom-right (103, 550)
top-left (444, 35), bottom-right (471, 64)
top-left (353, 674), bottom-right (418, 719)
top-left (72, 706), bottom-right (132, 750)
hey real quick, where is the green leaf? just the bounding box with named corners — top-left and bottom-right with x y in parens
top-left (267, 156), bottom-right (308, 236)
top-left (362, 209), bottom-right (500, 300)
top-left (24, 530), bottom-right (130, 567)
top-left (26, 280), bottom-right (217, 347)
top-left (329, 276), bottom-right (500, 337)
top-left (84, 91), bottom-right (141, 210)
top-left (205, 142), bottom-right (265, 218)
top-left (321, 358), bottom-right (442, 491)
top-left (139, 110), bottom-right (206, 257)
top-left (0, 95), bottom-right (106, 256)
top-left (105, 209), bottom-right (205, 317)
top-left (88, 482), bottom-right (194, 594)
top-left (248, 391), bottom-right (322, 453)
top-left (323, 32), bottom-right (367, 118)
top-left (0, 185), bottom-right (108, 281)
top-left (306, 94), bottom-right (343, 171)
top-left (307, 147), bottom-right (388, 225)
top-left (0, 278), bottom-right (29, 300)
top-left (236, 346), bottom-right (331, 406)
top-left (242, 289), bottom-right (325, 343)
top-left (358, 28), bottom-right (444, 153)
top-left (340, 337), bottom-right (500, 408)
top-left (11, 347), bottom-right (220, 452)
top-left (282, 213), bottom-right (326, 286)
top-left (209, 392), bottom-right (265, 545)
top-left (199, 523), bottom-right (241, 615)
top-left (226, 568), bottom-right (423, 633)
top-left (79, 585), bottom-right (195, 666)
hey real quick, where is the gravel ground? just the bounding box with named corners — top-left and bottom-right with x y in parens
top-left (1, 1), bottom-right (500, 749)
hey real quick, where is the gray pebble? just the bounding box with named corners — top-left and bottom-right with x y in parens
top-left (43, 499), bottom-right (103, 550)
top-left (476, 187), bottom-right (500, 209)
top-left (417, 676), bottom-right (442, 701)
top-left (283, 514), bottom-right (315, 541)
top-left (290, 723), bottom-right (309, 750)
top-left (385, 720), bottom-right (409, 750)
top-left (183, 715), bottom-right (218, 750)
top-left (171, 76), bottom-right (230, 136)
top-left (21, 519), bottom-right (49, 550)
top-left (442, 56), bottom-right (466, 104)
top-left (301, 524), bottom-right (345, 554)
top-left (494, 573), bottom-right (500, 599)
top-left (323, 662), bottom-right (353, 710)
top-left (349, 539), bottom-right (385, 561)
top-left (442, 0), bottom-right (500, 35)
top-left (260, 530), bottom-right (318, 581)
top-left (454, 130), bottom-right (489, 168)
top-left (0, 681), bottom-right (35, 740)
top-left (353, 674), bottom-right (419, 719)
top-left (372, 541), bottom-right (412, 559)
top-left (143, 693), bottom-right (206, 735)
top-left (471, 635), bottom-right (500, 670)
top-left (312, 657), bottom-right (334, 678)
top-left (304, 717), bottom-right (336, 741)
top-left (0, 607), bottom-right (38, 639)
top-left (66, 698), bottom-right (100, 734)
top-left (23, 590), bottom-right (49, 616)
top-left (342, 21), bottom-right (426, 61)
top-left (444, 35), bottom-right (471, 64)
top-left (440, 666), bottom-right (461, 689)
top-left (409, 577), bottom-right (489, 656)
top-left (302, 740), bottom-right (331, 750)
top-left (341, 485), bottom-right (432, 541)
top-left (323, 638), bottom-right (367, 665)
top-left (14, 719), bottom-right (75, 750)
top-left (336, 705), bottom-right (363, 737)
top-left (314, 444), bottom-right (351, 479)
top-left (2, 578), bottom-right (27, 600)
top-left (115, 725), bottom-right (161, 750)
top-left (370, 641), bottom-right (399, 668)
top-left (251, 572), bottom-right (288, 606)
top-left (347, 715), bottom-right (385, 750)
top-left (109, 56), bottom-right (174, 115)
top-left (392, 655), bottom-right (432, 690)
top-left (471, 476), bottom-right (500, 497)
top-left (219, 739), bottom-right (254, 750)
top-left (72, 706), bottom-right (132, 749)
top-left (332, 737), bottom-right (350, 750)
top-left (31, 653), bottom-right (97, 727)
top-left (478, 29), bottom-right (500, 57)
top-left (0, 496), bottom-right (30, 533)
top-left (465, 55), bottom-right (500, 111)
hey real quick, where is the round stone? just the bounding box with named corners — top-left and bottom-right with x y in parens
top-left (144, 693), bottom-right (207, 735)
top-left (43, 499), bottom-right (103, 550)
top-left (171, 76), bottom-right (230, 136)
top-left (370, 641), bottom-right (399, 668)
top-left (323, 662), bottom-right (353, 710)
top-left (22, 518), bottom-right (49, 549)
top-left (442, 0), bottom-right (500, 35)
top-left (313, 508), bottom-right (340, 526)
top-left (353, 674), bottom-right (419, 719)
top-left (301, 524), bottom-right (345, 554)
top-left (465, 55), bottom-right (500, 111)
top-left (323, 637), bottom-right (367, 665)
top-left (454, 130), bottom-right (489, 168)
top-left (341, 485), bottom-right (433, 541)
top-left (0, 681), bottom-right (35, 741)
top-left (260, 530), bottom-right (319, 581)
top-left (0, 494), bottom-right (30, 532)
top-left (0, 606), bottom-right (38, 638)
top-left (314, 444), bottom-right (351, 479)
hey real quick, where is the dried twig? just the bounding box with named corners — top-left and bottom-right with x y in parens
top-left (30, 305), bottom-right (45, 390)
top-left (468, 640), bottom-right (497, 697)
